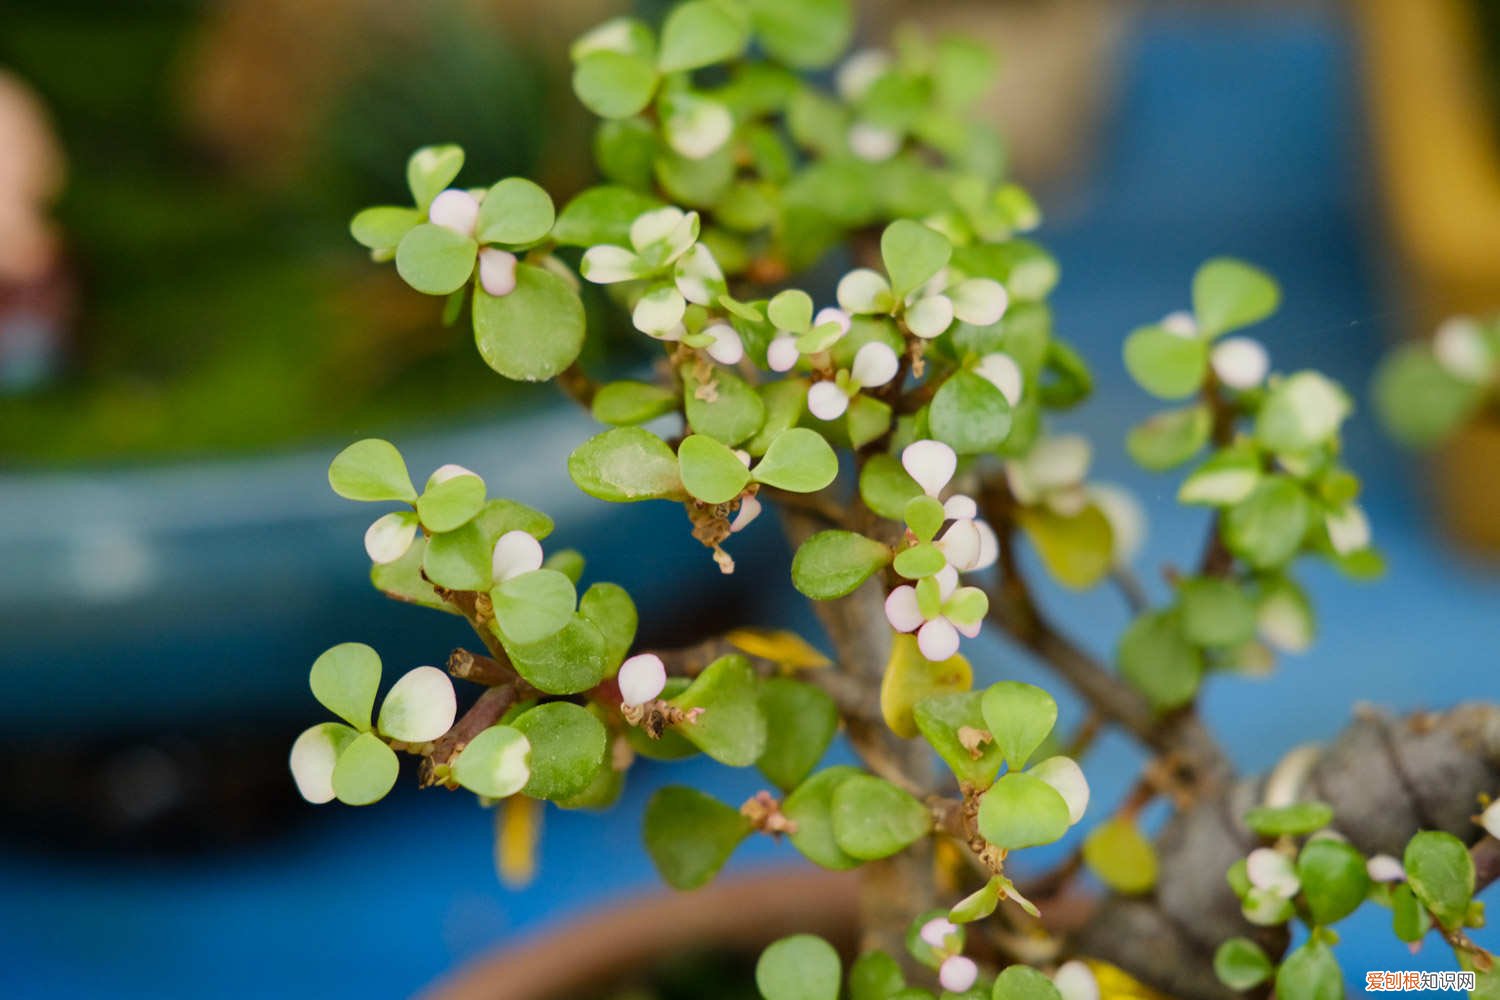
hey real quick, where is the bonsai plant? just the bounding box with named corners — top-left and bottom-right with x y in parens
top-left (290, 3), bottom-right (1500, 997)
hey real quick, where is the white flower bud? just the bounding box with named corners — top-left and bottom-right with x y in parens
top-left (902, 440), bottom-right (957, 497)
top-left (919, 917), bottom-right (959, 949)
top-left (731, 494), bottom-right (762, 533)
top-left (364, 511), bottom-right (419, 565)
top-left (813, 307), bottom-right (852, 337)
top-left (944, 495), bottom-right (978, 520)
top-left (939, 956), bottom-right (978, 993)
top-left (378, 666), bottom-right (458, 743)
top-left (1246, 847), bottom-right (1300, 898)
top-left (428, 189), bottom-right (480, 236)
top-left (851, 341), bottom-right (899, 389)
top-left (618, 653), bottom-right (667, 707)
top-left (917, 618), bottom-right (961, 661)
top-left (491, 529), bottom-right (544, 583)
top-left (836, 49), bottom-right (891, 102)
top-left (973, 520), bottom-right (999, 571)
top-left (1211, 337), bottom-right (1270, 390)
top-left (1029, 756), bottom-right (1090, 824)
top-left (1325, 504), bottom-right (1370, 556)
top-left (1433, 316), bottom-right (1494, 384)
top-left (1161, 311), bottom-right (1198, 338)
top-left (807, 381), bottom-right (850, 421)
top-left (937, 519), bottom-right (982, 572)
top-left (848, 122), bottom-right (900, 162)
top-left (1366, 854), bottom-right (1406, 883)
top-left (1054, 961), bottom-right (1100, 1000)
top-left (704, 323), bottom-right (744, 365)
top-left (884, 585), bottom-right (924, 632)
top-left (975, 352), bottom-right (1023, 406)
top-left (766, 335), bottom-right (800, 372)
top-left (479, 248), bottom-right (518, 297)
top-left (1483, 800), bottom-right (1500, 842)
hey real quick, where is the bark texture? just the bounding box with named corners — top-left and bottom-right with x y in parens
top-left (1074, 704), bottom-right (1500, 1000)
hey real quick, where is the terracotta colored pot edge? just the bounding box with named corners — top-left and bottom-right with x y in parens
top-left (423, 867), bottom-right (862, 1000)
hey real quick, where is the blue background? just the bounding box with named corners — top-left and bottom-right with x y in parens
top-left (4, 5), bottom-right (1499, 997)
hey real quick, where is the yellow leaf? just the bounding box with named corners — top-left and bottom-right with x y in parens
top-left (1086, 958), bottom-right (1176, 1000)
top-left (727, 628), bottom-right (832, 671)
top-left (1017, 503), bottom-right (1114, 590)
top-left (495, 794), bottom-right (541, 888)
top-left (880, 633), bottom-right (972, 738)
top-left (1082, 817), bottom-right (1159, 895)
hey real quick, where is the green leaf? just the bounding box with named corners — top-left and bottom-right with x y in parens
top-left (977, 772), bottom-right (1071, 850)
top-left (553, 185), bottom-right (662, 247)
top-left (930, 371), bottom-right (1012, 454)
top-left (592, 380), bottom-right (679, 426)
top-left (849, 950), bottom-right (905, 1000)
top-left (569, 427), bottom-right (685, 502)
top-left (1083, 817), bottom-right (1158, 894)
top-left (1125, 405), bottom-right (1212, 471)
top-left (1404, 830), bottom-right (1475, 930)
top-left (746, 378), bottom-right (809, 455)
top-left (881, 220), bottom-right (951, 300)
top-left (644, 785), bottom-right (751, 889)
top-left (406, 145), bottom-right (464, 211)
top-left (1016, 504), bottom-right (1114, 590)
top-left (757, 934), bottom-right (842, 1000)
top-left (1391, 882), bottom-right (1431, 943)
top-left (784, 766), bottom-right (864, 870)
top-left (1273, 940), bottom-right (1343, 1000)
top-left (905, 497), bottom-right (946, 542)
top-left (1255, 372), bottom-right (1352, 455)
top-left (476, 178), bottom-right (555, 246)
top-left (757, 678), bottom-right (839, 791)
top-left (473, 263), bottom-right (585, 382)
top-left (991, 966), bottom-right (1062, 1000)
top-left (310, 642), bottom-right (382, 730)
top-left (1193, 258), bottom-right (1280, 337)
top-left (543, 548), bottom-right (586, 584)
top-left (395, 223), bottom-right (477, 296)
top-left (331, 732), bottom-right (400, 805)
top-left (753, 427), bottom-right (839, 492)
top-left (491, 568), bottom-right (577, 645)
top-left (452, 724), bottom-right (531, 798)
top-left (502, 615), bottom-right (611, 694)
top-left (979, 681), bottom-right (1057, 770)
top-left (1243, 800), bottom-right (1334, 837)
top-left (860, 453), bottom-right (923, 519)
top-left (659, 0), bottom-right (749, 72)
top-left (416, 472), bottom-right (486, 532)
top-left (329, 438), bottom-right (417, 503)
top-left (1117, 610), bottom-right (1202, 710)
top-left (847, 394), bottom-right (893, 449)
top-left (579, 582), bottom-right (638, 671)
top-left (831, 775), bottom-right (932, 860)
top-left (1123, 325), bottom-right (1209, 399)
top-left (422, 522), bottom-right (494, 591)
top-left (1178, 447), bottom-right (1262, 506)
top-left (1213, 938), bottom-right (1272, 992)
top-left (1298, 838), bottom-right (1372, 926)
top-left (684, 365), bottom-right (767, 446)
top-left (678, 433), bottom-right (753, 503)
top-left (746, 0), bottom-right (852, 68)
top-left (370, 538), bottom-right (456, 614)
top-left (1373, 344), bottom-right (1484, 447)
top-left (1224, 476), bottom-right (1313, 569)
top-left (668, 654), bottom-right (767, 766)
top-left (573, 50), bottom-right (658, 119)
top-left (791, 531), bottom-right (892, 599)
top-left (1177, 576), bottom-right (1257, 647)
top-left (511, 702), bottom-right (608, 801)
top-left (914, 691), bottom-right (1004, 789)
top-left (351, 206), bottom-right (421, 251)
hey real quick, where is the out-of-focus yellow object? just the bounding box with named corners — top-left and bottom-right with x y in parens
top-left (1358, 0), bottom-right (1500, 325)
top-left (879, 633), bottom-right (972, 738)
top-left (495, 794), bottom-right (540, 888)
top-left (726, 628), bottom-right (832, 671)
top-left (1358, 0), bottom-right (1500, 552)
top-left (1084, 958), bottom-right (1177, 1000)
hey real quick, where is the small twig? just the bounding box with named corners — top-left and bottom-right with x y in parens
top-left (447, 648), bottom-right (513, 686)
top-left (759, 486), bottom-right (849, 527)
top-left (422, 685), bottom-right (524, 783)
top-left (1111, 568), bottom-right (1151, 616)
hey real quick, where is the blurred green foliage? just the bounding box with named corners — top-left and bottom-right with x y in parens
top-left (0, 0), bottom-right (615, 464)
